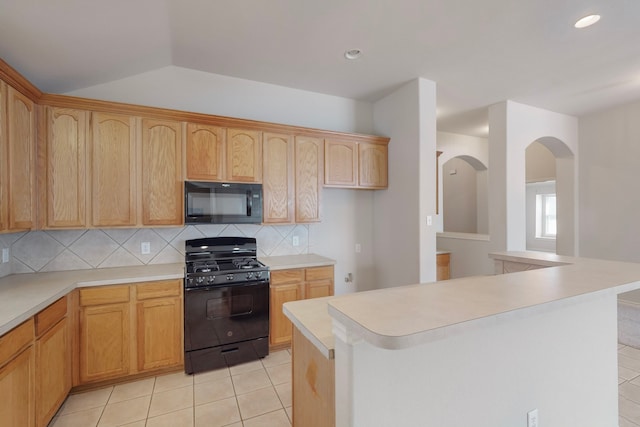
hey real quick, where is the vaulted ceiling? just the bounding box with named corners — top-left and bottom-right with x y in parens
top-left (1, 0), bottom-right (639, 136)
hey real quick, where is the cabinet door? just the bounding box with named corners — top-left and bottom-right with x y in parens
top-left (136, 296), bottom-right (182, 372)
top-left (324, 139), bottom-right (357, 187)
top-left (0, 81), bottom-right (7, 231)
top-left (45, 107), bottom-right (87, 228)
top-left (141, 119), bottom-right (183, 225)
top-left (305, 280), bottom-right (334, 299)
top-left (79, 303), bottom-right (130, 383)
top-left (186, 123), bottom-right (225, 181)
top-left (294, 136), bottom-right (323, 223)
top-left (7, 87), bottom-right (35, 230)
top-left (358, 142), bottom-right (388, 188)
top-left (269, 283), bottom-right (302, 347)
top-left (90, 112), bottom-right (137, 226)
top-left (436, 253), bottom-right (451, 280)
top-left (35, 319), bottom-right (70, 427)
top-left (226, 128), bottom-right (262, 182)
top-left (0, 346), bottom-right (35, 427)
top-left (263, 132), bottom-right (294, 223)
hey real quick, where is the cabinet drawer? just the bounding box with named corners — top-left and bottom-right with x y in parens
top-left (305, 266), bottom-right (333, 281)
top-left (271, 269), bottom-right (304, 285)
top-left (136, 280), bottom-right (181, 301)
top-left (35, 296), bottom-right (67, 337)
top-left (79, 285), bottom-right (130, 306)
top-left (0, 318), bottom-right (34, 366)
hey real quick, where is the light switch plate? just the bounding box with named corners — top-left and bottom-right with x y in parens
top-left (292, 236), bottom-right (299, 247)
top-left (2, 248), bottom-right (8, 263)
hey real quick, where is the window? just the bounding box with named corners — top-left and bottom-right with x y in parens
top-left (535, 193), bottom-right (556, 238)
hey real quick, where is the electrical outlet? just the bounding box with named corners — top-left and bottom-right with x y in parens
top-left (355, 243), bottom-right (361, 253)
top-left (292, 236), bottom-right (299, 247)
top-left (2, 248), bottom-right (9, 263)
top-left (527, 409), bottom-right (538, 427)
top-left (427, 215), bottom-right (433, 226)
top-left (141, 242), bottom-right (151, 255)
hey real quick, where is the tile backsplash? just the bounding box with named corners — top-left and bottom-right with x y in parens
top-left (0, 224), bottom-right (309, 276)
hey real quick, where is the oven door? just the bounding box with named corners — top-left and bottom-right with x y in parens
top-left (184, 280), bottom-right (269, 353)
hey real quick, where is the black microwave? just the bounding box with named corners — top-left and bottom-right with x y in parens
top-left (185, 181), bottom-right (263, 224)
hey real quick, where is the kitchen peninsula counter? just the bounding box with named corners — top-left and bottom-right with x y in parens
top-left (0, 263), bottom-right (184, 335)
top-left (284, 253), bottom-right (640, 426)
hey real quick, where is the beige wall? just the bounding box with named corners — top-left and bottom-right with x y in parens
top-left (526, 141), bottom-right (556, 183)
top-left (443, 157), bottom-right (478, 233)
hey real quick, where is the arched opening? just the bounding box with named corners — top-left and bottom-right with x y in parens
top-left (524, 137), bottom-right (575, 255)
top-left (442, 155), bottom-right (488, 234)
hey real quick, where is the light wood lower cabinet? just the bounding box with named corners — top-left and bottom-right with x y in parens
top-left (436, 252), bottom-right (450, 281)
top-left (269, 265), bottom-right (334, 348)
top-left (34, 296), bottom-right (70, 427)
top-left (292, 327), bottom-right (334, 427)
top-left (78, 286), bottom-right (131, 383)
top-left (135, 281), bottom-right (183, 372)
top-left (76, 280), bottom-right (183, 386)
top-left (0, 319), bottom-right (35, 427)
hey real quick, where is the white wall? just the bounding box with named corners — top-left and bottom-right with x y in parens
top-left (372, 79), bottom-right (437, 288)
top-left (335, 295), bottom-right (618, 427)
top-left (435, 234), bottom-right (493, 277)
top-left (579, 99), bottom-right (640, 262)
top-left (489, 101), bottom-right (578, 256)
top-left (66, 65), bottom-right (374, 134)
top-left (443, 157), bottom-right (478, 233)
top-left (60, 66), bottom-right (378, 291)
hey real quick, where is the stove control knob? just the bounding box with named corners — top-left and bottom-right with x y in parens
top-left (255, 271), bottom-right (262, 278)
top-left (207, 276), bottom-right (216, 284)
top-left (246, 272), bottom-right (254, 280)
top-left (226, 274), bottom-right (234, 281)
top-left (196, 277), bottom-right (205, 285)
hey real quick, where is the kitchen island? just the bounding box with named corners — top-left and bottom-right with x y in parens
top-left (285, 253), bottom-right (640, 427)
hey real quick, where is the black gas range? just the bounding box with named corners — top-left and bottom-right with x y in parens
top-left (183, 237), bottom-right (270, 374)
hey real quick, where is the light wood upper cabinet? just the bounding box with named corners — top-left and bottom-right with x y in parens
top-left (295, 136), bottom-right (323, 223)
top-left (226, 128), bottom-right (262, 183)
top-left (263, 132), bottom-right (294, 224)
top-left (141, 119), bottom-right (183, 226)
top-left (90, 112), bottom-right (137, 227)
top-left (0, 81), bottom-right (8, 232)
top-left (325, 140), bottom-right (357, 187)
top-left (44, 107), bottom-right (88, 228)
top-left (186, 123), bottom-right (225, 181)
top-left (359, 142), bottom-right (388, 188)
top-left (324, 139), bottom-right (388, 189)
top-left (7, 87), bottom-right (35, 230)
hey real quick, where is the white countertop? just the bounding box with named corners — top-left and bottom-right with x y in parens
top-left (327, 257), bottom-right (640, 350)
top-left (0, 263), bottom-right (184, 336)
top-left (259, 254), bottom-right (335, 270)
top-left (489, 250), bottom-right (577, 266)
top-left (283, 296), bottom-right (334, 359)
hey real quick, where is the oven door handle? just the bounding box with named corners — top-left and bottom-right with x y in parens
top-left (246, 190), bottom-right (252, 216)
top-left (184, 279), bottom-right (269, 293)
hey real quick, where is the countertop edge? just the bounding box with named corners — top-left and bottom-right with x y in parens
top-left (283, 302), bottom-right (334, 359)
top-left (327, 281), bottom-right (640, 351)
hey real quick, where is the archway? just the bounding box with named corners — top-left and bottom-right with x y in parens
top-left (524, 137), bottom-right (575, 255)
top-left (442, 155), bottom-right (488, 234)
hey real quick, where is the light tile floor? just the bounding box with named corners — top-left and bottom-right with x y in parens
top-left (50, 344), bottom-right (640, 426)
top-left (49, 349), bottom-right (293, 427)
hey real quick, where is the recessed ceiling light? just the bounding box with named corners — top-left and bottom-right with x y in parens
top-left (344, 49), bottom-right (362, 60)
top-left (574, 14), bottom-right (600, 28)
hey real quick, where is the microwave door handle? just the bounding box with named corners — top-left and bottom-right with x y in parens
top-left (246, 190), bottom-right (252, 216)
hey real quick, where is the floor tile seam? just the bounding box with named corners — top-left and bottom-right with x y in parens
top-left (231, 368), bottom-right (267, 378)
top-left (241, 408), bottom-right (288, 423)
top-left (95, 387), bottom-right (115, 427)
top-left (235, 383), bottom-right (277, 398)
top-left (620, 414), bottom-right (640, 426)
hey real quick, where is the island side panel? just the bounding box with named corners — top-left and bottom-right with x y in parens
top-left (292, 327), bottom-right (335, 427)
top-left (333, 295), bottom-right (618, 427)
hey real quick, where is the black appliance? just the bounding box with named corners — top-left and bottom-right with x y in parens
top-left (184, 181), bottom-right (263, 224)
top-left (184, 236), bottom-right (269, 374)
